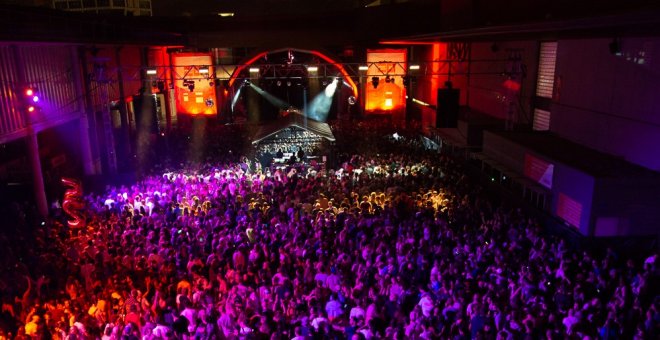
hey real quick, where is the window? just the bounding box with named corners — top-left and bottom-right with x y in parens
top-left (68, 1), bottom-right (83, 9)
top-left (536, 42), bottom-right (558, 98)
top-left (532, 108), bottom-right (551, 131)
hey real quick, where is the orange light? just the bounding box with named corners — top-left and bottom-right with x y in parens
top-left (28, 106), bottom-right (35, 112)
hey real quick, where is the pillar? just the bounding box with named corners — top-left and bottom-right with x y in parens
top-left (26, 125), bottom-right (49, 217)
top-left (71, 46), bottom-right (96, 176)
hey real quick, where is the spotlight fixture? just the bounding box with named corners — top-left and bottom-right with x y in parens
top-left (371, 76), bottom-right (379, 89)
top-left (24, 87), bottom-right (40, 113)
top-left (276, 80), bottom-right (282, 87)
top-left (183, 79), bottom-right (195, 92)
top-left (249, 67), bottom-right (260, 73)
top-left (359, 65), bottom-right (368, 71)
top-left (287, 80), bottom-right (292, 87)
top-left (145, 68), bottom-right (157, 75)
top-left (307, 66), bottom-right (318, 72)
top-left (385, 75), bottom-right (391, 83)
top-left (199, 67), bottom-right (210, 74)
top-left (409, 65), bottom-right (420, 70)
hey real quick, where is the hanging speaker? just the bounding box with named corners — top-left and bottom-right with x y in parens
top-left (436, 87), bottom-right (459, 128)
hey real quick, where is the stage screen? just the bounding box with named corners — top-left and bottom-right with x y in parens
top-left (174, 53), bottom-right (217, 115)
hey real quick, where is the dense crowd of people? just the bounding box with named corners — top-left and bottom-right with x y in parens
top-left (0, 119), bottom-right (658, 339)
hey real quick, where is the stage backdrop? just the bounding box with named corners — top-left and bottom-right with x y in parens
top-left (174, 53), bottom-right (217, 115)
top-left (365, 49), bottom-right (407, 115)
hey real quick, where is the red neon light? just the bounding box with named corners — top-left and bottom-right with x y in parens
top-left (228, 48), bottom-right (359, 98)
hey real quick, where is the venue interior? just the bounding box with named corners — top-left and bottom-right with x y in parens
top-left (0, 0), bottom-right (658, 339)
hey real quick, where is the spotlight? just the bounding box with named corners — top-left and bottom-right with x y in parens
top-left (287, 80), bottom-right (292, 87)
top-left (145, 68), bottom-right (157, 75)
top-left (276, 80), bottom-right (282, 86)
top-left (307, 66), bottom-right (318, 72)
top-left (199, 67), bottom-right (210, 74)
top-left (371, 76), bottom-right (379, 89)
top-left (348, 96), bottom-right (357, 105)
top-left (385, 75), bottom-right (391, 83)
top-left (249, 67), bottom-right (260, 73)
top-left (409, 65), bottom-right (420, 70)
top-left (24, 87), bottom-right (40, 113)
top-left (183, 80), bottom-right (195, 92)
top-left (359, 65), bottom-right (368, 71)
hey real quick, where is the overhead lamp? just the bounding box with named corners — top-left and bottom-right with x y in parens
top-left (307, 66), bottom-right (318, 72)
top-left (359, 65), bottom-right (369, 71)
top-left (385, 75), bottom-right (391, 83)
top-left (249, 67), bottom-right (260, 73)
top-left (409, 65), bottom-right (420, 70)
top-left (145, 68), bottom-right (157, 75)
top-left (199, 67), bottom-right (209, 74)
top-left (218, 12), bottom-right (234, 17)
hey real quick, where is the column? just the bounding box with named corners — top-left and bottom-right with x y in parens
top-left (71, 46), bottom-right (96, 175)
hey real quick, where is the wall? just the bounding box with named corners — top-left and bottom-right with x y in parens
top-left (592, 177), bottom-right (660, 237)
top-left (483, 131), bottom-right (597, 234)
top-left (465, 41), bottom-right (538, 123)
top-left (551, 164), bottom-right (594, 234)
top-left (552, 38), bottom-right (660, 171)
top-left (0, 44), bottom-right (80, 143)
top-left (482, 131), bottom-right (526, 172)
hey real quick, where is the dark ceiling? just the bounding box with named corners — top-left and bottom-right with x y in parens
top-left (0, 0), bottom-right (659, 49)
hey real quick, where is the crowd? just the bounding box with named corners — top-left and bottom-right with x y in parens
top-left (0, 120), bottom-right (658, 340)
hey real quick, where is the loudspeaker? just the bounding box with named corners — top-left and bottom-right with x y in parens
top-left (132, 94), bottom-right (158, 133)
top-left (436, 87), bottom-right (459, 128)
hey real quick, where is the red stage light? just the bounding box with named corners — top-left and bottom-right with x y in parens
top-left (28, 106), bottom-right (35, 112)
top-left (25, 88), bottom-right (34, 96)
